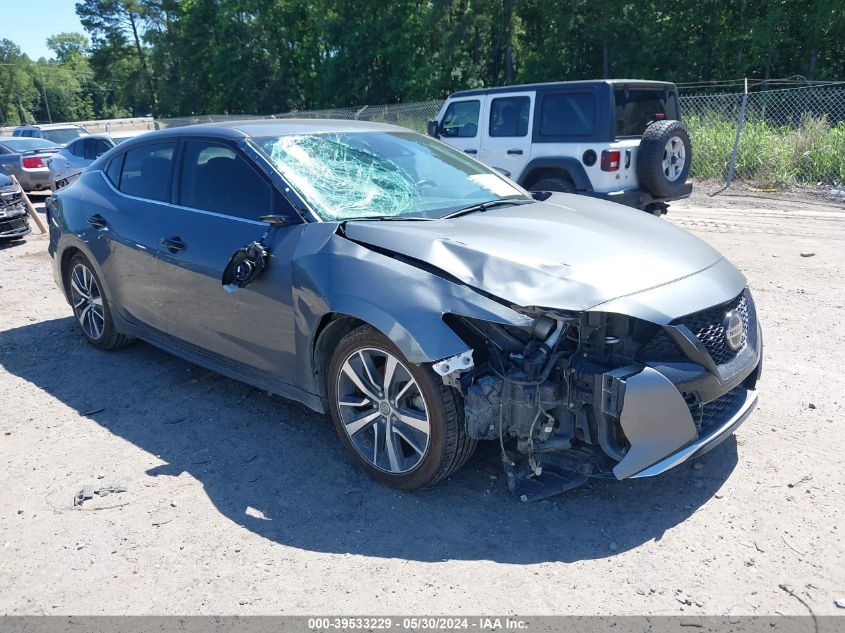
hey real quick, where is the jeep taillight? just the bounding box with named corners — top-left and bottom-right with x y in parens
top-left (600, 150), bottom-right (620, 172)
top-left (22, 156), bottom-right (43, 169)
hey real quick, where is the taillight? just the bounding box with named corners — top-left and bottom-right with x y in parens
top-left (600, 150), bottom-right (620, 172)
top-left (22, 156), bottom-right (44, 169)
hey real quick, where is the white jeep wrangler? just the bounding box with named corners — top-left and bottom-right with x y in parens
top-left (427, 80), bottom-right (692, 214)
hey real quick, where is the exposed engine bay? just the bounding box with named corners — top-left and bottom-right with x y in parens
top-left (440, 304), bottom-right (761, 501)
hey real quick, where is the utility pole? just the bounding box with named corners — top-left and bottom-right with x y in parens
top-left (37, 66), bottom-right (52, 123)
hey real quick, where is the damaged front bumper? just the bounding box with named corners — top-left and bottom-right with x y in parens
top-left (628, 386), bottom-right (757, 478)
top-left (454, 287), bottom-right (763, 499)
top-left (609, 365), bottom-right (759, 480)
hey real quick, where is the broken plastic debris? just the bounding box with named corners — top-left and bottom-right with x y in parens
top-left (73, 483), bottom-right (127, 506)
top-left (245, 506), bottom-right (269, 520)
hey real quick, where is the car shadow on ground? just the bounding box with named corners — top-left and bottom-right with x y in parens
top-left (1, 317), bottom-right (739, 564)
top-left (0, 239), bottom-right (26, 251)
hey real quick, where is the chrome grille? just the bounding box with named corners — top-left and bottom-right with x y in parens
top-left (0, 184), bottom-right (25, 218)
top-left (681, 293), bottom-right (749, 365)
top-left (638, 292), bottom-right (753, 365)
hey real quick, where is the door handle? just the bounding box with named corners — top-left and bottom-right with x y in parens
top-left (463, 149), bottom-right (478, 155)
top-left (507, 149), bottom-right (523, 155)
top-left (86, 214), bottom-right (107, 229)
top-left (160, 236), bottom-right (187, 253)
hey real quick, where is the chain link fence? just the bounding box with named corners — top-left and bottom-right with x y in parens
top-left (159, 85), bottom-right (845, 194)
top-left (681, 84), bottom-right (845, 192)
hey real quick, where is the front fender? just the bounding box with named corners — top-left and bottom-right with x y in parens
top-left (291, 228), bottom-right (532, 392)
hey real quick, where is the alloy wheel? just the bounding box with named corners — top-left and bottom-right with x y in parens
top-left (335, 347), bottom-right (431, 474)
top-left (69, 263), bottom-right (105, 340)
top-left (662, 135), bottom-right (686, 182)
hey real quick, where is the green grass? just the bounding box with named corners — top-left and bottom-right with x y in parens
top-left (685, 113), bottom-right (845, 186)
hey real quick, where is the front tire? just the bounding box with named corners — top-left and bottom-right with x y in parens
top-left (327, 326), bottom-right (475, 489)
top-left (65, 253), bottom-right (133, 350)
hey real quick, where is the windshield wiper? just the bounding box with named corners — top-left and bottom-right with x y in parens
top-left (344, 215), bottom-right (433, 222)
top-left (441, 198), bottom-right (534, 220)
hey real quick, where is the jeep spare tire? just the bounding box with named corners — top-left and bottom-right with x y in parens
top-left (637, 119), bottom-right (691, 198)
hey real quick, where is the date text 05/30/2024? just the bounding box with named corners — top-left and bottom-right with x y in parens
top-left (307, 617), bottom-right (529, 630)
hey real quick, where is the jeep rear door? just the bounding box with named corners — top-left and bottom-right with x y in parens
top-left (478, 92), bottom-right (533, 181)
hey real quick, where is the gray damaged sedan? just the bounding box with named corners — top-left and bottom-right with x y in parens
top-left (47, 120), bottom-right (762, 499)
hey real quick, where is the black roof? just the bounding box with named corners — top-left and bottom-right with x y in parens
top-left (448, 79), bottom-right (676, 99)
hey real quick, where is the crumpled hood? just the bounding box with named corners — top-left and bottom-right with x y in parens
top-left (343, 194), bottom-right (728, 312)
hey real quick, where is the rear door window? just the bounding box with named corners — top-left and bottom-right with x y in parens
top-left (441, 100), bottom-right (480, 138)
top-left (84, 139), bottom-right (111, 160)
top-left (178, 140), bottom-right (273, 219)
top-left (105, 154), bottom-right (124, 185)
top-left (539, 92), bottom-right (596, 137)
top-left (489, 96), bottom-right (530, 137)
top-left (118, 142), bottom-right (176, 202)
top-left (614, 88), bottom-right (679, 136)
top-left (68, 139), bottom-right (86, 157)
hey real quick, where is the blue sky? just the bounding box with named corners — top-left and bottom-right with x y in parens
top-left (1, 0), bottom-right (86, 60)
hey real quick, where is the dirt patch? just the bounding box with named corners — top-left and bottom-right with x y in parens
top-left (687, 179), bottom-right (845, 212)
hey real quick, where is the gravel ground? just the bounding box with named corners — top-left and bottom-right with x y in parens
top-left (1, 192), bottom-right (843, 616)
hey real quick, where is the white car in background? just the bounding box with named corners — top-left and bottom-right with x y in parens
top-left (48, 130), bottom-right (147, 190)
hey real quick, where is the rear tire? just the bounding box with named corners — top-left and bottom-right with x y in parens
top-left (327, 326), bottom-right (475, 489)
top-left (530, 176), bottom-right (576, 194)
top-left (65, 253), bottom-right (134, 351)
top-left (637, 120), bottom-right (692, 198)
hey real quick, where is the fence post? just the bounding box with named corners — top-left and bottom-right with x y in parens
top-left (725, 77), bottom-right (748, 187)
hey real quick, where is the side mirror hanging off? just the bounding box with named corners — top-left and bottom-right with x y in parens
top-left (222, 242), bottom-right (269, 291)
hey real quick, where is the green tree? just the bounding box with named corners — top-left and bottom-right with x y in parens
top-left (0, 40), bottom-right (38, 125)
top-left (76, 0), bottom-right (158, 110)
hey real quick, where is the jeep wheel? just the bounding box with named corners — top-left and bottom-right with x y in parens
top-left (530, 176), bottom-right (576, 194)
top-left (637, 120), bottom-right (692, 198)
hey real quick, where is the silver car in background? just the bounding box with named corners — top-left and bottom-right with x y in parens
top-left (48, 130), bottom-right (147, 190)
top-left (0, 137), bottom-right (61, 192)
top-left (12, 123), bottom-right (89, 146)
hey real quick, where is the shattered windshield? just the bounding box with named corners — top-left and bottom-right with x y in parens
top-left (255, 131), bottom-right (528, 221)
